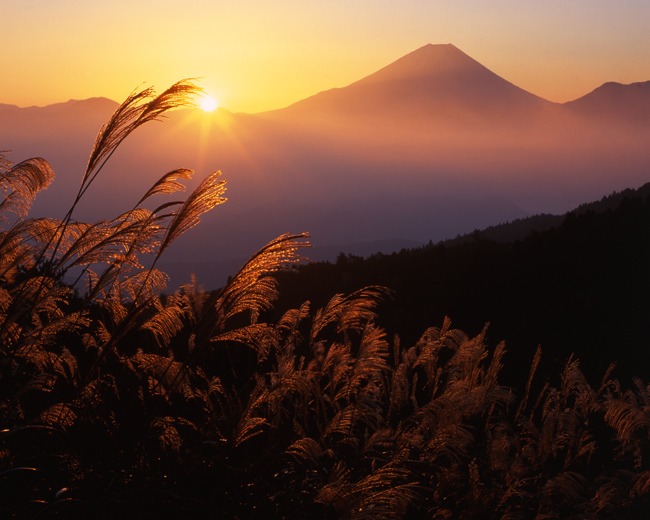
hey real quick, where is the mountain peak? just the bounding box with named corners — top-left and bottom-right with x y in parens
top-left (412, 43), bottom-right (463, 54)
top-left (353, 43), bottom-right (486, 86)
top-left (412, 43), bottom-right (465, 56)
top-left (273, 43), bottom-right (551, 124)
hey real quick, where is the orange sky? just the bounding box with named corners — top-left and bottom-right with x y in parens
top-left (3, 1), bottom-right (650, 113)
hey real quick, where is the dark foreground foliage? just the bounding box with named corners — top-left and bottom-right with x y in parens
top-left (1, 84), bottom-right (649, 519)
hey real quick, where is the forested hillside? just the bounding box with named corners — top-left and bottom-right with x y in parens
top-left (274, 191), bottom-right (650, 386)
top-left (442, 181), bottom-right (650, 246)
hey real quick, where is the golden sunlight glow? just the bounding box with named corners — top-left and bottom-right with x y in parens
top-left (200, 96), bottom-right (218, 112)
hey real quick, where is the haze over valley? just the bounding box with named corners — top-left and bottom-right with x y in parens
top-left (2, 44), bottom-right (649, 288)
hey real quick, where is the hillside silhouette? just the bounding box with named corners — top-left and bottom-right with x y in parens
top-left (273, 185), bottom-right (650, 386)
top-left (443, 181), bottom-right (650, 245)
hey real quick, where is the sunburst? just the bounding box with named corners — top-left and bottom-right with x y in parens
top-left (200, 95), bottom-right (218, 112)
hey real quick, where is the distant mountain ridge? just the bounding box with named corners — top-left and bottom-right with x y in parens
top-left (564, 80), bottom-right (650, 123)
top-left (3, 45), bottom-right (648, 122)
top-left (0, 97), bottom-right (117, 113)
top-left (1, 43), bottom-right (650, 291)
top-left (0, 97), bottom-right (118, 138)
top-left (4, 44), bottom-right (648, 135)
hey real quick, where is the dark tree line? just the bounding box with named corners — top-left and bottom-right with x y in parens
top-left (273, 193), bottom-right (650, 387)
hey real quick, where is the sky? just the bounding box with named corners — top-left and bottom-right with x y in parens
top-left (3, 0), bottom-right (650, 113)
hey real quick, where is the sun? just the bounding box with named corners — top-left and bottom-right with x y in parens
top-left (200, 95), bottom-right (218, 112)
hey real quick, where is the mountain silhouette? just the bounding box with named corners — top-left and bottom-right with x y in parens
top-left (564, 80), bottom-right (650, 124)
top-left (0, 97), bottom-right (117, 141)
top-left (2, 44), bottom-right (650, 290)
top-left (268, 44), bottom-right (553, 131)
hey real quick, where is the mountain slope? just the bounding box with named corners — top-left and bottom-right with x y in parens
top-left (267, 44), bottom-right (554, 129)
top-left (564, 80), bottom-right (650, 124)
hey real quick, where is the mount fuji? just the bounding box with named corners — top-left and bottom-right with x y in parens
top-left (1, 44), bottom-right (649, 289)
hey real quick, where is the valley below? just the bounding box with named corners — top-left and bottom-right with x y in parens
top-left (2, 44), bottom-right (649, 289)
